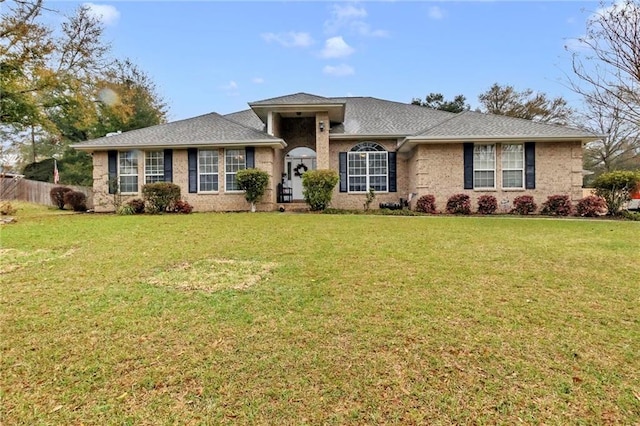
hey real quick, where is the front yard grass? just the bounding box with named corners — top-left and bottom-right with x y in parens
top-left (1, 204), bottom-right (639, 424)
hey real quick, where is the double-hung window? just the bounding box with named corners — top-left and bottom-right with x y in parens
top-left (225, 149), bottom-right (246, 191)
top-left (473, 144), bottom-right (495, 189)
top-left (145, 151), bottom-right (164, 184)
top-left (199, 149), bottom-right (219, 192)
top-left (118, 151), bottom-right (139, 193)
top-left (501, 144), bottom-right (524, 189)
top-left (348, 142), bottom-right (388, 192)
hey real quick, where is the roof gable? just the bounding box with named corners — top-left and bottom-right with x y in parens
top-left (249, 92), bottom-right (342, 106)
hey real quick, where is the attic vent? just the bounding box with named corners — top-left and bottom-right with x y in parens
top-left (106, 131), bottom-right (122, 137)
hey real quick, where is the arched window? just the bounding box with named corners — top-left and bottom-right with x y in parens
top-left (348, 142), bottom-right (388, 192)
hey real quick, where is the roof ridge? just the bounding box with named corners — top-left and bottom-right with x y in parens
top-left (462, 109), bottom-right (591, 132)
top-left (215, 111), bottom-right (276, 139)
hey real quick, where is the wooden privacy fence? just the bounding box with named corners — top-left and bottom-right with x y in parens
top-left (0, 177), bottom-right (93, 208)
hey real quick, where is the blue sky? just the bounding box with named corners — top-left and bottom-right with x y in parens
top-left (51, 1), bottom-right (598, 121)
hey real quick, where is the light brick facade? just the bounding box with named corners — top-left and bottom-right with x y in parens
top-left (78, 93), bottom-right (595, 213)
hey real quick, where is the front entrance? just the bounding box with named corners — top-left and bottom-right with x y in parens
top-left (285, 147), bottom-right (317, 200)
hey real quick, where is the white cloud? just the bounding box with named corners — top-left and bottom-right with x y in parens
top-left (325, 3), bottom-right (388, 38)
top-left (428, 6), bottom-right (445, 20)
top-left (323, 64), bottom-right (355, 77)
top-left (83, 3), bottom-right (120, 26)
top-left (261, 32), bottom-right (314, 48)
top-left (221, 80), bottom-right (238, 91)
top-left (252, 77), bottom-right (264, 84)
top-left (320, 36), bottom-right (355, 59)
top-left (567, 17), bottom-right (576, 25)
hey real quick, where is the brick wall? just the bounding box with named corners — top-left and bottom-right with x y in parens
top-left (411, 141), bottom-right (583, 212)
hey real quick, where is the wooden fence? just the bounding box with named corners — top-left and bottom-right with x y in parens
top-left (0, 176), bottom-right (93, 208)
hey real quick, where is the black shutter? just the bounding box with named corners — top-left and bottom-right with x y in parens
top-left (388, 152), bottom-right (397, 193)
top-left (163, 149), bottom-right (173, 182)
top-left (339, 152), bottom-right (347, 192)
top-left (108, 150), bottom-right (117, 194)
top-left (188, 148), bottom-right (197, 193)
top-left (525, 142), bottom-right (536, 189)
top-left (463, 143), bottom-right (474, 189)
top-left (245, 147), bottom-right (255, 169)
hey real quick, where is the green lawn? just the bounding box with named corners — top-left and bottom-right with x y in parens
top-left (1, 203), bottom-right (639, 424)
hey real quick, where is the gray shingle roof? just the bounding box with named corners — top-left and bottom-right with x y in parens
top-left (72, 112), bottom-right (283, 150)
top-left (329, 97), bottom-right (455, 136)
top-left (412, 110), bottom-right (598, 139)
top-left (249, 92), bottom-right (343, 106)
top-left (223, 109), bottom-right (265, 132)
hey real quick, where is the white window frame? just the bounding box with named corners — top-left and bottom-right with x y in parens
top-left (225, 148), bottom-right (246, 192)
top-left (144, 151), bottom-right (164, 184)
top-left (501, 144), bottom-right (525, 189)
top-left (473, 144), bottom-right (496, 190)
top-left (118, 151), bottom-right (139, 194)
top-left (198, 149), bottom-right (219, 193)
top-left (347, 142), bottom-right (389, 193)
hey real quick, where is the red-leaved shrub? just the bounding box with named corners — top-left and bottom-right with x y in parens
top-left (477, 195), bottom-right (498, 215)
top-left (541, 194), bottom-right (573, 216)
top-left (170, 200), bottom-right (193, 214)
top-left (415, 194), bottom-right (437, 214)
top-left (446, 193), bottom-right (471, 215)
top-left (511, 195), bottom-right (537, 215)
top-left (575, 195), bottom-right (607, 217)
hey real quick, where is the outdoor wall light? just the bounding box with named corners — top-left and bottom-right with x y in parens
top-left (319, 121), bottom-right (325, 132)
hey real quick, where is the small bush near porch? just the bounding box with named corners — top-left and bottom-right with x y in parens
top-left (1, 203), bottom-right (639, 424)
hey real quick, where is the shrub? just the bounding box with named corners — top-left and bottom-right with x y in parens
top-left (302, 169), bottom-right (339, 211)
top-left (117, 204), bottom-right (135, 215)
top-left (142, 182), bottom-right (181, 214)
top-left (540, 194), bottom-right (573, 216)
top-left (0, 202), bottom-right (17, 216)
top-left (127, 198), bottom-right (145, 214)
top-left (236, 168), bottom-right (270, 212)
top-left (364, 188), bottom-right (376, 211)
top-left (415, 194), bottom-right (437, 214)
top-left (446, 193), bottom-right (471, 215)
top-left (592, 170), bottom-right (640, 215)
top-left (63, 191), bottom-right (87, 212)
top-left (620, 210), bottom-right (640, 221)
top-left (575, 195), bottom-right (607, 217)
top-left (511, 195), bottom-right (537, 215)
top-left (477, 195), bottom-right (497, 215)
top-left (50, 186), bottom-right (72, 209)
top-left (170, 200), bottom-right (193, 214)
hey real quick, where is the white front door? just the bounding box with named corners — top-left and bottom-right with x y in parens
top-left (286, 157), bottom-right (316, 200)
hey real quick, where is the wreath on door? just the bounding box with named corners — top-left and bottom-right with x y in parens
top-left (293, 163), bottom-right (308, 177)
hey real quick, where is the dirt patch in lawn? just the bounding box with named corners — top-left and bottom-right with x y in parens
top-left (148, 258), bottom-right (277, 293)
top-left (0, 248), bottom-right (76, 274)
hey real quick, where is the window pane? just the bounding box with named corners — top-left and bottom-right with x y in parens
top-left (474, 170), bottom-right (495, 188)
top-left (120, 176), bottom-right (138, 193)
top-left (349, 176), bottom-right (367, 192)
top-left (225, 149), bottom-right (245, 191)
top-left (503, 170), bottom-right (523, 188)
top-left (502, 144), bottom-right (524, 169)
top-left (199, 174), bottom-right (217, 192)
top-left (474, 145), bottom-right (495, 169)
top-left (369, 175), bottom-right (387, 191)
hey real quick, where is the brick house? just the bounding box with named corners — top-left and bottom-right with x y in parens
top-left (72, 92), bottom-right (599, 212)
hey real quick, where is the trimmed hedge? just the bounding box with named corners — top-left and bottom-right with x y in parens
top-left (415, 194), bottom-right (437, 214)
top-left (477, 195), bottom-right (497, 215)
top-left (142, 182), bottom-right (181, 213)
top-left (446, 193), bottom-right (471, 215)
top-left (63, 191), bottom-right (87, 212)
top-left (541, 194), bottom-right (573, 216)
top-left (511, 195), bottom-right (537, 215)
top-left (50, 186), bottom-right (72, 210)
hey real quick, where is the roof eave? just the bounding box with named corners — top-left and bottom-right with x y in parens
top-left (398, 134), bottom-right (604, 153)
top-left (329, 133), bottom-right (408, 140)
top-left (72, 139), bottom-right (287, 152)
top-left (249, 103), bottom-right (346, 122)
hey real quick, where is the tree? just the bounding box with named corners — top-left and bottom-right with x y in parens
top-left (592, 170), bottom-right (640, 215)
top-left (580, 94), bottom-right (640, 182)
top-left (568, 1), bottom-right (640, 177)
top-left (478, 83), bottom-right (573, 125)
top-left (236, 169), bottom-right (270, 212)
top-left (412, 93), bottom-right (469, 113)
top-left (569, 1), bottom-right (640, 126)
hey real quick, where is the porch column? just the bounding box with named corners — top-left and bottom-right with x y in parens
top-left (315, 111), bottom-right (330, 169)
